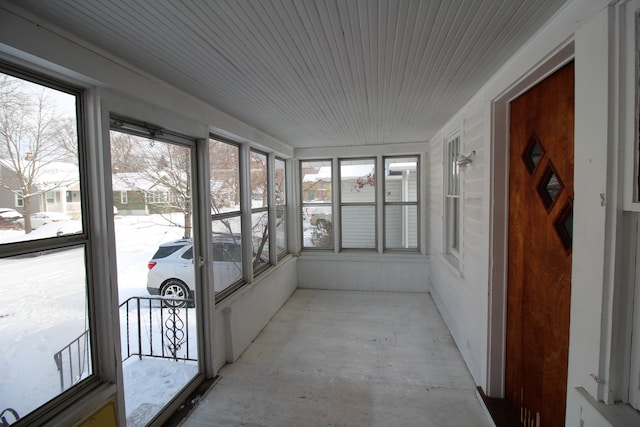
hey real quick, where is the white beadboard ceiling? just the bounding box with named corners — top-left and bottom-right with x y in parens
top-left (9, 0), bottom-right (568, 149)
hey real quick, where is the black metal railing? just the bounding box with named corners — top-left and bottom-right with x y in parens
top-left (54, 296), bottom-right (196, 392)
top-left (53, 330), bottom-right (90, 392)
top-left (0, 408), bottom-right (19, 426)
top-left (120, 296), bottom-right (196, 362)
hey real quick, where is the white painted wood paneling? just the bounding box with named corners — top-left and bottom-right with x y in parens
top-left (8, 0), bottom-right (568, 148)
top-left (214, 257), bottom-right (297, 369)
top-left (297, 254), bottom-right (429, 293)
top-left (427, 103), bottom-right (487, 384)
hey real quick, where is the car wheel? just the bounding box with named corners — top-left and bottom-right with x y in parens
top-left (160, 279), bottom-right (190, 308)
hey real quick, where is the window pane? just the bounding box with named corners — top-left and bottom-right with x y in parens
top-left (250, 151), bottom-right (268, 210)
top-left (301, 160), bottom-right (332, 249)
top-left (448, 138), bottom-right (460, 196)
top-left (0, 71), bottom-right (90, 420)
top-left (341, 159), bottom-right (375, 203)
top-left (275, 158), bottom-right (287, 255)
top-left (252, 211), bottom-right (269, 270)
top-left (276, 210), bottom-right (287, 255)
top-left (212, 217), bottom-right (243, 293)
top-left (301, 160), bottom-right (332, 203)
top-left (209, 138), bottom-right (240, 214)
top-left (0, 73), bottom-right (82, 242)
top-left (385, 205), bottom-right (418, 249)
top-left (110, 129), bottom-right (199, 425)
top-left (303, 206), bottom-right (332, 248)
top-left (448, 197), bottom-right (460, 252)
top-left (0, 247), bottom-right (91, 416)
top-left (341, 206), bottom-right (376, 248)
top-left (275, 158), bottom-right (286, 206)
top-left (385, 157), bottom-right (418, 202)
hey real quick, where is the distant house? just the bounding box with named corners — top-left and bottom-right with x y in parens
top-left (112, 172), bottom-right (182, 216)
top-left (210, 180), bottom-right (238, 211)
top-left (302, 167), bottom-right (332, 202)
top-left (0, 159), bottom-right (80, 218)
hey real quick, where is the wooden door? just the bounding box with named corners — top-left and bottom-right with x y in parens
top-left (506, 61), bottom-right (574, 427)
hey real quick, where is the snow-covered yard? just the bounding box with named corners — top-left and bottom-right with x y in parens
top-left (0, 214), bottom-right (198, 426)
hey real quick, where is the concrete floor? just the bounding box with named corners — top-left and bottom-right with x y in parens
top-left (182, 289), bottom-right (492, 427)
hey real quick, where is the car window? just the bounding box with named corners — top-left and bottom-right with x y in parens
top-left (181, 247), bottom-right (193, 260)
top-left (212, 243), bottom-right (225, 262)
top-left (223, 243), bottom-right (241, 262)
top-left (212, 242), bottom-right (241, 262)
top-left (152, 244), bottom-right (187, 259)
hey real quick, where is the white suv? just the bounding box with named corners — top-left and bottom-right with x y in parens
top-left (146, 236), bottom-right (243, 306)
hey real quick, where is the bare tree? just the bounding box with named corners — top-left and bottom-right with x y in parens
top-left (209, 139), bottom-right (240, 214)
top-left (115, 135), bottom-right (193, 238)
top-left (0, 75), bottom-right (78, 232)
top-left (249, 151), bottom-right (269, 268)
top-left (110, 132), bottom-right (145, 173)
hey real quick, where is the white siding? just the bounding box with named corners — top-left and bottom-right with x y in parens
top-left (341, 205), bottom-right (376, 248)
top-left (341, 179), bottom-right (376, 248)
top-left (428, 103), bottom-right (486, 384)
top-left (385, 172), bottom-right (419, 248)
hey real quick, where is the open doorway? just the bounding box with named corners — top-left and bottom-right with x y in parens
top-left (109, 118), bottom-right (200, 426)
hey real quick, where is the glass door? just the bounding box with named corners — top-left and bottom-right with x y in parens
top-left (109, 119), bottom-right (199, 426)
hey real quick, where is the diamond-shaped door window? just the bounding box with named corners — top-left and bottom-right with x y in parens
top-left (537, 163), bottom-right (563, 210)
top-left (523, 134), bottom-right (544, 174)
top-left (554, 204), bottom-right (573, 252)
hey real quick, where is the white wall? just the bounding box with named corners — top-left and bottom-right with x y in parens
top-left (214, 257), bottom-right (297, 371)
top-left (429, 101), bottom-right (487, 384)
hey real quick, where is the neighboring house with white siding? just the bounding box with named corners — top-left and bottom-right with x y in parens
top-left (0, 159), bottom-right (80, 217)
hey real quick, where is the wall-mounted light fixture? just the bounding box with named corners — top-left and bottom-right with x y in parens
top-left (456, 150), bottom-right (476, 171)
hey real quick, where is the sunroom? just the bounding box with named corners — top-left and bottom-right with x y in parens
top-left (0, 1), bottom-right (639, 426)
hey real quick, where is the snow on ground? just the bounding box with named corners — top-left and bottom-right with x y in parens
top-left (113, 214), bottom-right (186, 302)
top-left (0, 214), bottom-right (197, 425)
top-left (123, 358), bottom-right (197, 427)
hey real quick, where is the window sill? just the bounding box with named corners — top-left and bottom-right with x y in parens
top-left (298, 250), bottom-right (428, 263)
top-left (574, 387), bottom-right (640, 427)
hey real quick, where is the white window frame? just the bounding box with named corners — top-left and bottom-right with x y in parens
top-left (624, 0), bottom-right (640, 211)
top-left (120, 191), bottom-right (128, 204)
top-left (383, 155), bottom-right (420, 251)
top-left (611, 0), bottom-right (640, 412)
top-left (444, 134), bottom-right (462, 264)
top-left (0, 63), bottom-right (107, 426)
top-left (145, 191), bottom-right (163, 204)
top-left (249, 148), bottom-right (270, 274)
top-left (274, 157), bottom-right (288, 258)
top-left (209, 136), bottom-right (245, 302)
top-left (15, 190), bottom-right (23, 207)
top-left (300, 159), bottom-right (334, 250)
top-left (339, 157), bottom-right (377, 250)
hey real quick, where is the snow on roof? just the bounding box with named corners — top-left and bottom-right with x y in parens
top-left (303, 164), bottom-right (379, 182)
top-left (111, 172), bottom-right (162, 191)
top-left (0, 159), bottom-right (79, 189)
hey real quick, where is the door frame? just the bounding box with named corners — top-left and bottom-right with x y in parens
top-left (486, 40), bottom-right (575, 398)
top-left (100, 89), bottom-right (215, 425)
